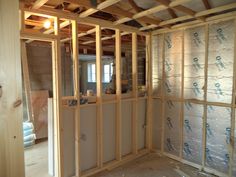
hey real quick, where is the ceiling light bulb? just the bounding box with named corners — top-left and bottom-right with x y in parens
top-left (43, 20), bottom-right (51, 29)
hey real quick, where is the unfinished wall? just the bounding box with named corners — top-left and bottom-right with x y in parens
top-left (26, 44), bottom-right (72, 96)
top-left (0, 0), bottom-right (24, 176)
top-left (152, 19), bottom-right (236, 177)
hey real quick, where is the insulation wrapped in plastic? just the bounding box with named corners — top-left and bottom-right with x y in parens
top-left (206, 106), bottom-right (231, 174)
top-left (152, 99), bottom-right (162, 150)
top-left (207, 20), bottom-right (235, 103)
top-left (164, 31), bottom-right (183, 98)
top-left (23, 122), bottom-right (36, 148)
top-left (152, 34), bottom-right (163, 97)
top-left (164, 100), bottom-right (180, 156)
top-left (183, 102), bottom-right (203, 165)
top-left (184, 26), bottom-right (205, 100)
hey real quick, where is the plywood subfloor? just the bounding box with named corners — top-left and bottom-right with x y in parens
top-left (24, 140), bottom-right (51, 177)
top-left (92, 154), bottom-right (217, 177)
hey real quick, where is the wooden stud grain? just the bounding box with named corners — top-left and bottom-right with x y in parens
top-left (132, 32), bottom-right (138, 154)
top-left (146, 34), bottom-right (153, 150)
top-left (96, 25), bottom-right (103, 167)
top-left (115, 29), bottom-right (122, 161)
top-left (52, 16), bottom-right (64, 177)
top-left (229, 18), bottom-right (236, 177)
top-left (202, 24), bottom-right (209, 170)
top-left (72, 20), bottom-right (80, 176)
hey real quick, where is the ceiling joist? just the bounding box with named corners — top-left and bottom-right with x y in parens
top-left (79, 0), bottom-right (121, 18)
top-left (113, 0), bottom-right (191, 25)
top-left (140, 2), bottom-right (236, 31)
top-left (64, 0), bottom-right (161, 25)
top-left (202, 0), bottom-right (211, 10)
top-left (25, 0), bottom-right (49, 18)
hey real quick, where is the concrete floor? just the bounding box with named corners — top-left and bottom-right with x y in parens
top-left (92, 154), bottom-right (217, 177)
top-left (24, 140), bottom-right (51, 177)
top-left (24, 141), bottom-right (216, 177)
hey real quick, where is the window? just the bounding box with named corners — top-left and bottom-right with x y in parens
top-left (87, 62), bottom-right (113, 83)
top-left (103, 63), bottom-right (113, 83)
top-left (87, 63), bottom-right (96, 82)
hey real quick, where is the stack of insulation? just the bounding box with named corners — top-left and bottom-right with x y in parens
top-left (23, 122), bottom-right (36, 148)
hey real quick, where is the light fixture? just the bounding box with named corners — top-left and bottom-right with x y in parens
top-left (43, 20), bottom-right (51, 29)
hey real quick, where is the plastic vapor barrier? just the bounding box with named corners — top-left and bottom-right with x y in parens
top-left (207, 20), bottom-right (235, 104)
top-left (206, 106), bottom-right (231, 173)
top-left (152, 34), bottom-right (163, 97)
top-left (183, 102), bottom-right (203, 165)
top-left (164, 100), bottom-right (180, 156)
top-left (184, 26), bottom-right (205, 100)
top-left (164, 31), bottom-right (183, 98)
top-left (152, 19), bottom-right (236, 176)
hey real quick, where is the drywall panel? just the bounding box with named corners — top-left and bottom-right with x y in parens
top-left (137, 100), bottom-right (147, 150)
top-left (152, 99), bottom-right (162, 150)
top-left (80, 105), bottom-right (97, 171)
top-left (206, 106), bottom-right (231, 174)
top-left (152, 34), bottom-right (163, 97)
top-left (164, 31), bottom-right (183, 98)
top-left (121, 100), bottom-right (132, 156)
top-left (62, 108), bottom-right (75, 177)
top-left (183, 102), bottom-right (203, 165)
top-left (164, 100), bottom-right (180, 156)
top-left (207, 20), bottom-right (235, 103)
top-left (184, 26), bottom-right (205, 100)
top-left (103, 103), bottom-right (116, 163)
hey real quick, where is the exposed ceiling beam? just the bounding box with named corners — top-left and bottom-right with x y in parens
top-left (21, 4), bottom-right (146, 35)
top-left (127, 0), bottom-right (148, 27)
top-left (64, 0), bottom-right (161, 25)
top-left (155, 0), bottom-right (177, 18)
top-left (25, 0), bottom-right (49, 18)
top-left (174, 5), bottom-right (195, 16)
top-left (167, 9), bottom-right (178, 18)
top-left (156, 0), bottom-right (205, 23)
top-left (82, 31), bottom-right (130, 45)
top-left (128, 0), bottom-right (143, 12)
top-left (202, 0), bottom-right (211, 10)
top-left (79, 0), bottom-right (121, 18)
top-left (140, 2), bottom-right (236, 31)
top-left (113, 0), bottom-right (191, 25)
top-left (195, 2), bottom-right (236, 17)
top-left (26, 20), bottom-right (71, 43)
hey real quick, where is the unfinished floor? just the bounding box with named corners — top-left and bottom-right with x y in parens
top-left (24, 140), bottom-right (50, 177)
top-left (91, 154), bottom-right (216, 177)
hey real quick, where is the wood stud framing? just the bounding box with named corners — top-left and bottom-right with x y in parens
top-left (132, 32), bottom-right (138, 155)
top-left (96, 25), bottom-right (103, 168)
top-left (229, 19), bottom-right (236, 177)
top-left (151, 17), bottom-right (236, 177)
top-left (115, 29), bottom-right (122, 161)
top-left (72, 20), bottom-right (80, 176)
top-left (52, 16), bottom-right (64, 177)
top-left (19, 2), bottom-right (236, 177)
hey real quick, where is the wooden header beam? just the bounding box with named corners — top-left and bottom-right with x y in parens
top-left (21, 6), bottom-right (147, 36)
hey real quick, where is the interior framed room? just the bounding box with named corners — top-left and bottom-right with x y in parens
top-left (1, 0), bottom-right (236, 177)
